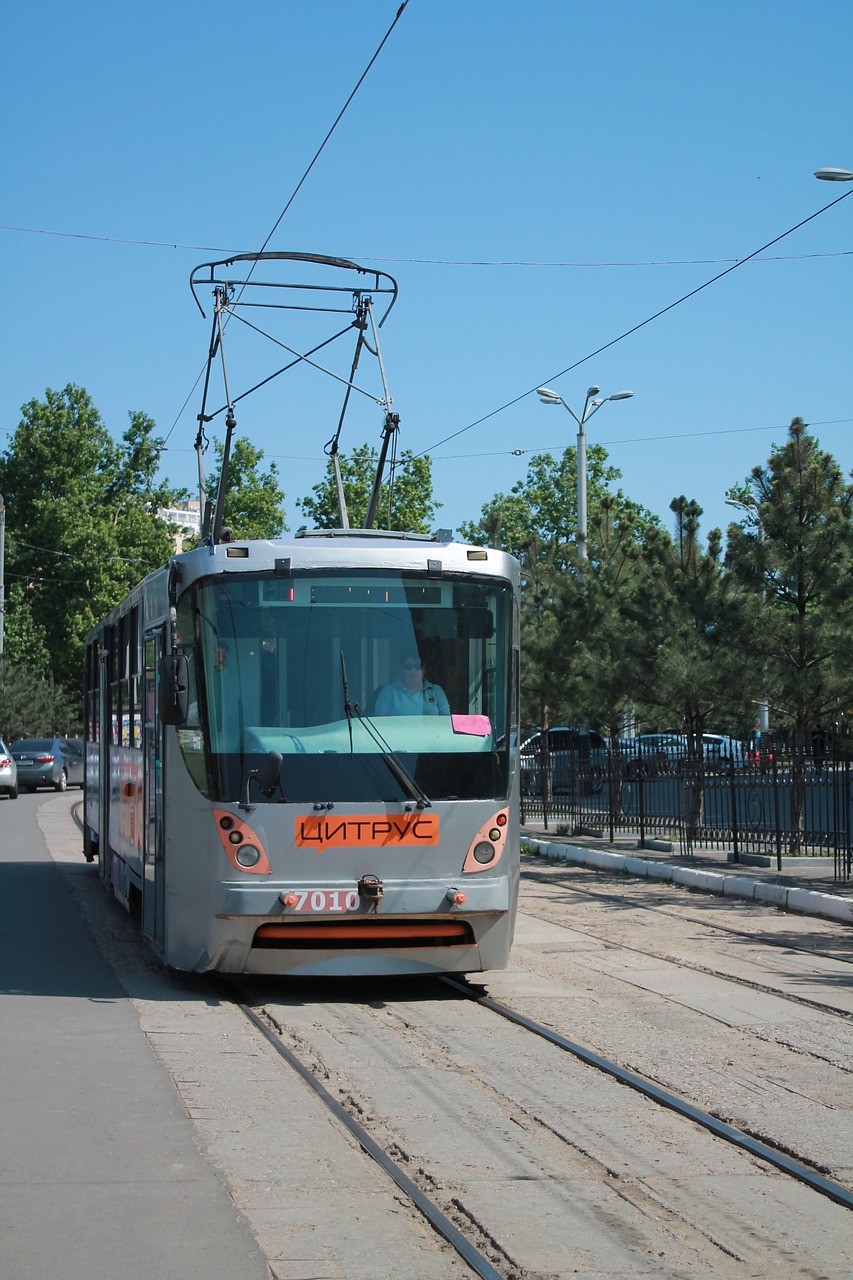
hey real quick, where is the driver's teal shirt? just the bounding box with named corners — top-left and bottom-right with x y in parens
top-left (374, 680), bottom-right (450, 716)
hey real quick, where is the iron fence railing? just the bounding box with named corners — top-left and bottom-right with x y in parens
top-left (519, 739), bottom-right (853, 880)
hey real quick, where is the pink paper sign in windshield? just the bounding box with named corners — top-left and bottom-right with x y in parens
top-left (451, 714), bottom-right (491, 737)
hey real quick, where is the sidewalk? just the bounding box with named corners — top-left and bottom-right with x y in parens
top-left (521, 821), bottom-right (853, 925)
top-left (0, 797), bottom-right (271, 1280)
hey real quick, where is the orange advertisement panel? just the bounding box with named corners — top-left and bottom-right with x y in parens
top-left (296, 813), bottom-right (440, 853)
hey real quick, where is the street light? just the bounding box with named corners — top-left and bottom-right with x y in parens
top-left (814, 167), bottom-right (853, 182)
top-left (535, 384), bottom-right (634, 560)
top-left (726, 497), bottom-right (770, 735)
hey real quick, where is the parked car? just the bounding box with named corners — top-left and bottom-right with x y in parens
top-left (621, 734), bottom-right (685, 777)
top-left (0, 739), bottom-right (18, 799)
top-left (10, 738), bottom-right (85, 792)
top-left (520, 727), bottom-right (608, 795)
top-left (699, 733), bottom-right (747, 769)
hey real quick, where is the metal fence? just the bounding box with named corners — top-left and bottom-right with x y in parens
top-left (519, 738), bottom-right (853, 880)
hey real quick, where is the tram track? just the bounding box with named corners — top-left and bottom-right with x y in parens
top-left (520, 863), bottom-right (853, 1021)
top-left (440, 975), bottom-right (853, 1209)
top-left (216, 967), bottom-right (853, 1280)
top-left (64, 799), bottom-right (853, 1271)
top-left (214, 976), bottom-right (510, 1280)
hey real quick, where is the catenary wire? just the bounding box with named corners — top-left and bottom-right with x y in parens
top-left (235, 1), bottom-right (412, 294)
top-left (420, 187), bottom-right (853, 457)
top-left (159, 1), bottom-right (412, 452)
top-left (127, 416), bottom-right (851, 470)
top-left (0, 223), bottom-right (848, 269)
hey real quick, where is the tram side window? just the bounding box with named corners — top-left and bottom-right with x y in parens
top-left (129, 605), bottom-right (141, 747)
top-left (105, 624), bottom-right (120, 746)
top-left (85, 641), bottom-right (99, 743)
top-left (119, 614), bottom-right (130, 747)
top-left (174, 594), bottom-right (201, 732)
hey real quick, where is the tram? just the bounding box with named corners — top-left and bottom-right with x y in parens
top-left (82, 253), bottom-right (521, 975)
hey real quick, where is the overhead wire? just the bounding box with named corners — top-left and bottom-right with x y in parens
top-left (0, 223), bottom-right (848, 269)
top-left (151, 416), bottom-right (853, 470)
top-left (427, 417), bottom-right (853, 462)
top-left (248, 2), bottom-right (411, 268)
top-left (420, 186), bottom-right (853, 457)
top-left (160, 0), bottom-right (412, 451)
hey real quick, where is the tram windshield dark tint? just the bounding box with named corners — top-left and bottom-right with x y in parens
top-left (175, 570), bottom-right (514, 803)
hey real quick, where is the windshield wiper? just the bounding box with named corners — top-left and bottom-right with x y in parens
top-left (339, 651), bottom-right (431, 809)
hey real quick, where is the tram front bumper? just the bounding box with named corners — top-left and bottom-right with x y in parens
top-left (218, 875), bottom-right (510, 919)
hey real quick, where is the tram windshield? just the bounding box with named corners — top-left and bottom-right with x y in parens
top-left (175, 569), bottom-right (516, 803)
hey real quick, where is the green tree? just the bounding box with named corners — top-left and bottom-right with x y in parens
top-left (0, 659), bottom-right (80, 741)
top-left (727, 418), bottom-right (853, 750)
top-left (516, 532), bottom-right (563, 731)
top-left (205, 436), bottom-right (286, 539)
top-left (544, 500), bottom-right (661, 746)
top-left (645, 498), bottom-right (751, 749)
top-left (297, 443), bottom-right (439, 533)
top-left (459, 445), bottom-right (652, 565)
top-left (462, 446), bottom-right (658, 745)
top-left (2, 582), bottom-right (51, 672)
top-left (0, 385), bottom-right (185, 692)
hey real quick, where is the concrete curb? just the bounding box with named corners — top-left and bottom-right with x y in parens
top-left (528, 839), bottom-right (853, 925)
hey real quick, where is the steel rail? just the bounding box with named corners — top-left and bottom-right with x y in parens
top-left (521, 872), bottom-right (853, 1017)
top-left (441, 976), bottom-right (853, 1211)
top-left (223, 986), bottom-right (505, 1280)
top-left (73, 792), bottom-right (850, 1216)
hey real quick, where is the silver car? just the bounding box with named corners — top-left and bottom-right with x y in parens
top-left (10, 738), bottom-right (85, 792)
top-left (0, 739), bottom-right (18, 799)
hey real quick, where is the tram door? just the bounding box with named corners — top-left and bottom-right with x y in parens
top-left (142, 632), bottom-right (165, 947)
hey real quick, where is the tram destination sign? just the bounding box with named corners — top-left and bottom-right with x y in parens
top-left (296, 813), bottom-right (439, 852)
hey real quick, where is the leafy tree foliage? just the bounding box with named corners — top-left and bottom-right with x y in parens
top-left (726, 419), bottom-right (853, 747)
top-left (467, 446), bottom-right (661, 742)
top-left (0, 659), bottom-right (80, 741)
top-left (543, 500), bottom-right (660, 742)
top-left (204, 436), bottom-right (286, 540)
top-left (0, 385), bottom-right (186, 694)
top-left (643, 497), bottom-right (753, 750)
top-left (297, 443), bottom-right (440, 533)
top-left (2, 581), bottom-right (51, 672)
top-left (459, 445), bottom-right (652, 565)
top-left (516, 532), bottom-right (563, 730)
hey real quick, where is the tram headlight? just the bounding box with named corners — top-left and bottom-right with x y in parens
top-left (472, 841), bottom-right (496, 864)
top-left (235, 843), bottom-right (261, 869)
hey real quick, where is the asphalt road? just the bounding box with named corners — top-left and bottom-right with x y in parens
top-left (0, 789), bottom-right (270, 1280)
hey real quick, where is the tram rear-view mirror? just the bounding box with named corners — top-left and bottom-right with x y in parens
top-left (159, 654), bottom-right (189, 726)
top-left (257, 750), bottom-right (284, 795)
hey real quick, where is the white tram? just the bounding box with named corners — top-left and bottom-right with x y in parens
top-left (83, 530), bottom-right (520, 975)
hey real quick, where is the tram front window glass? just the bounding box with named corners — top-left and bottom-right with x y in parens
top-left (177, 570), bottom-right (513, 803)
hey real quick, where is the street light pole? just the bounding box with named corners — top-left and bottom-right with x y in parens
top-left (535, 385), bottom-right (634, 560)
top-left (726, 497), bottom-right (769, 735)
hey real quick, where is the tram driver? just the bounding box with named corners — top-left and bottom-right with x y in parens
top-left (375, 652), bottom-right (450, 716)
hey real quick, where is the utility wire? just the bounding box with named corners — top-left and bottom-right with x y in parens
top-left (253, 2), bottom-right (410, 263)
top-left (421, 187), bottom-right (853, 456)
top-left (11, 538), bottom-right (149, 564)
top-left (161, 1), bottom-right (411, 451)
top-left (427, 417), bottom-right (853, 461)
top-left (0, 223), bottom-right (847, 269)
top-left (145, 415), bottom-right (852, 468)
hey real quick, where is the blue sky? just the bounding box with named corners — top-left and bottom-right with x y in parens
top-left (2, 1), bottom-right (851, 542)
